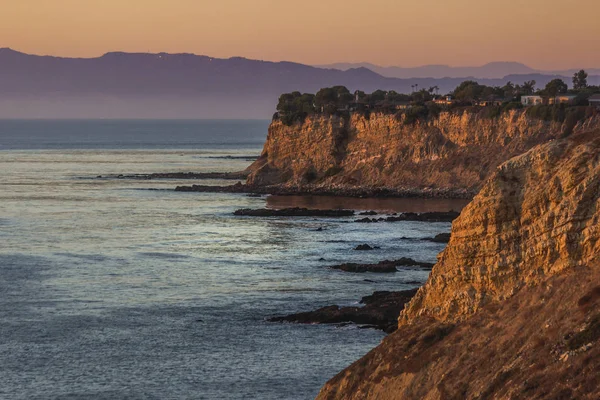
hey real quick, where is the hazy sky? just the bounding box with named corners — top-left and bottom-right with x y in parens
top-left (2, 0), bottom-right (599, 69)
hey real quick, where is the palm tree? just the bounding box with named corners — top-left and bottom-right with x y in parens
top-left (522, 80), bottom-right (536, 95)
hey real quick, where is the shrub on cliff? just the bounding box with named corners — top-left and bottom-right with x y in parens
top-left (403, 105), bottom-right (429, 125)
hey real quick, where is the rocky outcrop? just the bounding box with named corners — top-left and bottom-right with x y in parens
top-left (316, 129), bottom-right (600, 399)
top-left (355, 211), bottom-right (460, 223)
top-left (421, 232), bottom-right (451, 243)
top-left (268, 289), bottom-right (418, 333)
top-left (329, 258), bottom-right (434, 273)
top-left (246, 109), bottom-right (600, 197)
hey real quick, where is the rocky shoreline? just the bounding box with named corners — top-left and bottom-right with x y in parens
top-left (174, 182), bottom-right (476, 199)
top-left (268, 289), bottom-right (419, 333)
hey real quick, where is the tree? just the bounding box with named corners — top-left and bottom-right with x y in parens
top-left (369, 89), bottom-right (387, 104)
top-left (521, 80), bottom-right (536, 95)
top-left (453, 80), bottom-right (483, 102)
top-left (545, 79), bottom-right (568, 97)
top-left (276, 91), bottom-right (316, 124)
top-left (573, 69), bottom-right (588, 90)
top-left (502, 81), bottom-right (515, 98)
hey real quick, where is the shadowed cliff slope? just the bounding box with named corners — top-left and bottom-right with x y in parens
top-left (247, 110), bottom-right (600, 197)
top-left (317, 130), bottom-right (600, 399)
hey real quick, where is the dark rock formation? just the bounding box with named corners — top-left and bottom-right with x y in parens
top-left (233, 207), bottom-right (354, 217)
top-left (330, 258), bottom-right (434, 273)
top-left (354, 244), bottom-right (378, 251)
top-left (355, 211), bottom-right (460, 223)
top-left (174, 183), bottom-right (474, 198)
top-left (268, 289), bottom-right (418, 333)
top-left (358, 211), bottom-right (378, 216)
top-left (175, 182), bottom-right (249, 193)
top-left (421, 232), bottom-right (451, 243)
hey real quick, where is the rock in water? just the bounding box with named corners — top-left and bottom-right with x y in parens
top-left (355, 211), bottom-right (460, 223)
top-left (354, 244), bottom-right (377, 251)
top-left (268, 289), bottom-right (418, 333)
top-left (329, 258), bottom-right (434, 273)
top-left (421, 232), bottom-right (451, 243)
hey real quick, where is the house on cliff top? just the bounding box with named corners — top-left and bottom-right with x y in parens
top-left (589, 94), bottom-right (600, 107)
top-left (521, 95), bottom-right (544, 106)
top-left (521, 94), bottom-right (577, 106)
top-left (433, 95), bottom-right (454, 105)
top-left (549, 94), bottom-right (577, 105)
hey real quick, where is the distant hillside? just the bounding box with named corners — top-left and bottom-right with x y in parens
top-left (318, 61), bottom-right (600, 80)
top-left (1, 48), bottom-right (598, 119)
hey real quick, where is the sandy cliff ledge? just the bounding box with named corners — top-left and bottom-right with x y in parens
top-left (246, 110), bottom-right (600, 197)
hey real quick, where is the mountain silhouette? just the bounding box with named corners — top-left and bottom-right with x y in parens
top-left (0, 49), bottom-right (597, 118)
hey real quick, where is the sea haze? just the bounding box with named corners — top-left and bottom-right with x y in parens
top-left (0, 120), bottom-right (466, 399)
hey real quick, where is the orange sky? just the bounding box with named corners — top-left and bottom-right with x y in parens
top-left (2, 0), bottom-right (599, 69)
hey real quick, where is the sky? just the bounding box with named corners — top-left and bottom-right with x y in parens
top-left (2, 0), bottom-right (600, 69)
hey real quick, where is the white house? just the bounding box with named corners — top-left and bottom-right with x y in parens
top-left (521, 95), bottom-right (544, 106)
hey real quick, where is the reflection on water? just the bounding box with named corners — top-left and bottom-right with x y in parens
top-left (266, 195), bottom-right (470, 213)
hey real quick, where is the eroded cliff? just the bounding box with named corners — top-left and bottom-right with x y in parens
top-left (317, 129), bottom-right (600, 399)
top-left (247, 109), bottom-right (600, 197)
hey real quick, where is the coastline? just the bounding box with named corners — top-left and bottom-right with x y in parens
top-left (174, 182), bottom-right (477, 200)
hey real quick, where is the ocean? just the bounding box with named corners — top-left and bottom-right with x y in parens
top-left (0, 120), bottom-right (467, 399)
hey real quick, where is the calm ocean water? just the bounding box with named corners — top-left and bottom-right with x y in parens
top-left (0, 120), bottom-right (467, 399)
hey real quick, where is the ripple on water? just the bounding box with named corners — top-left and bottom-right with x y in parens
top-left (0, 133), bottom-right (467, 399)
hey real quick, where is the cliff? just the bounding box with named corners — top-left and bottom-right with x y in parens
top-left (317, 129), bottom-right (600, 399)
top-left (247, 109), bottom-right (600, 197)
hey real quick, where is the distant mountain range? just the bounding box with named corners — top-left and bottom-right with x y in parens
top-left (1, 48), bottom-right (599, 118)
top-left (316, 61), bottom-right (600, 80)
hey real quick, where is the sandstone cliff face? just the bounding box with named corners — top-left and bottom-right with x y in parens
top-left (401, 130), bottom-right (600, 324)
top-left (317, 130), bottom-right (600, 399)
top-left (247, 110), bottom-right (600, 196)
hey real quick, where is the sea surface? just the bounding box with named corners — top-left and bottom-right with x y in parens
top-left (0, 120), bottom-right (468, 400)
